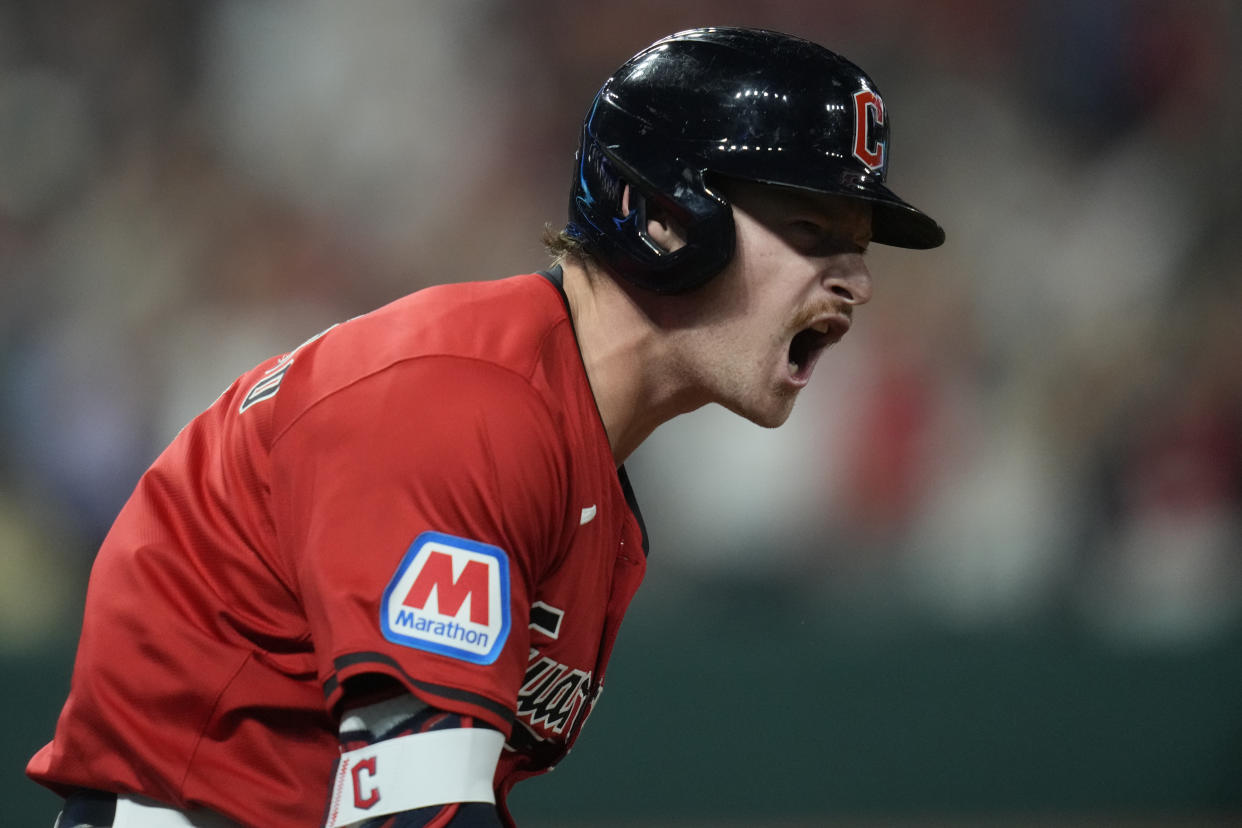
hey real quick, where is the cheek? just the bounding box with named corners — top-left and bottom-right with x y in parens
top-left (691, 216), bottom-right (807, 350)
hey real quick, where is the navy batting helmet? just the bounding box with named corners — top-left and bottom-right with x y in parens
top-left (566, 27), bottom-right (945, 294)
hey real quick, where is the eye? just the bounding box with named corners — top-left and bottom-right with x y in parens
top-left (783, 219), bottom-right (866, 256)
top-left (783, 219), bottom-right (825, 248)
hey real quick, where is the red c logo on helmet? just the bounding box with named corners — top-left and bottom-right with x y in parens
top-left (852, 89), bottom-right (885, 170)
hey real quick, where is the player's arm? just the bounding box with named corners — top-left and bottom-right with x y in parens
top-left (326, 679), bottom-right (505, 828)
top-left (278, 362), bottom-right (566, 826)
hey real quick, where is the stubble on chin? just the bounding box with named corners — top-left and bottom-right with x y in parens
top-left (695, 344), bottom-right (801, 429)
top-left (723, 385), bottom-right (799, 429)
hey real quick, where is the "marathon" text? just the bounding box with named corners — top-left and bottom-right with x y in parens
top-left (393, 609), bottom-right (491, 649)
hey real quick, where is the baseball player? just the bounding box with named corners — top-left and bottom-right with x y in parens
top-left (29, 27), bottom-right (943, 827)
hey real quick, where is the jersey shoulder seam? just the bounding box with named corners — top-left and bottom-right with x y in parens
top-left (268, 352), bottom-right (561, 452)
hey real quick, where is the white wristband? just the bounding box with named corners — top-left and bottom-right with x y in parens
top-left (324, 727), bottom-right (504, 828)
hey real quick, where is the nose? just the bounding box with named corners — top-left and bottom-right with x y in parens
top-left (824, 258), bottom-right (873, 306)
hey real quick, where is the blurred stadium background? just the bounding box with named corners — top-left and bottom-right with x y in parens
top-left (3, 1), bottom-right (1241, 825)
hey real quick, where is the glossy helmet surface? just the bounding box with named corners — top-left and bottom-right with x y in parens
top-left (567, 27), bottom-right (945, 293)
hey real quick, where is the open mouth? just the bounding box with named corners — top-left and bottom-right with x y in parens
top-left (787, 317), bottom-right (849, 383)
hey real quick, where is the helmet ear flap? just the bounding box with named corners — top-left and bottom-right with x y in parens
top-left (619, 189), bottom-right (660, 257)
top-left (569, 132), bottom-right (735, 294)
top-left (626, 189), bottom-right (685, 258)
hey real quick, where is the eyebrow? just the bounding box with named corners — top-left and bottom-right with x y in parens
top-left (800, 202), bottom-right (873, 250)
top-left (794, 199), bottom-right (872, 235)
top-left (766, 187), bottom-right (869, 219)
top-left (727, 182), bottom-right (872, 236)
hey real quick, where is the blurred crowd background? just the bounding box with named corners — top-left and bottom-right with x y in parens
top-left (3, 1), bottom-right (1240, 825)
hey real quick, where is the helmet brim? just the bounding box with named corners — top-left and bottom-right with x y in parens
top-left (865, 184), bottom-right (946, 250)
top-left (719, 172), bottom-right (945, 251)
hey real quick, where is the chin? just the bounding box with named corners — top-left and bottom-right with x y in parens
top-left (725, 393), bottom-right (798, 429)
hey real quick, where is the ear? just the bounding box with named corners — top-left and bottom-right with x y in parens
top-left (621, 184), bottom-right (688, 254)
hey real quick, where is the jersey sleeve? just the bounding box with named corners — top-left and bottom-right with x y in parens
top-left (270, 356), bottom-right (568, 735)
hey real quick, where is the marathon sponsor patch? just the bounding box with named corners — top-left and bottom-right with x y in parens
top-left (381, 532), bottom-right (511, 664)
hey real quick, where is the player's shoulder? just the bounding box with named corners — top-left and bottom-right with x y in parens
top-left (248, 272), bottom-right (575, 428)
top-left (330, 271), bottom-right (566, 380)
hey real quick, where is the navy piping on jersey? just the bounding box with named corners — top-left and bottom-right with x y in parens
top-left (535, 264), bottom-right (568, 297)
top-left (324, 652), bottom-right (516, 724)
top-left (537, 266), bottom-right (649, 558)
top-left (615, 465), bottom-right (649, 558)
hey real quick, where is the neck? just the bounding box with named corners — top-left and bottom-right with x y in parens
top-left (559, 259), bottom-right (706, 465)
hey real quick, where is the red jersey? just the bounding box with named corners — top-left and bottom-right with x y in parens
top-left (28, 271), bottom-right (649, 827)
